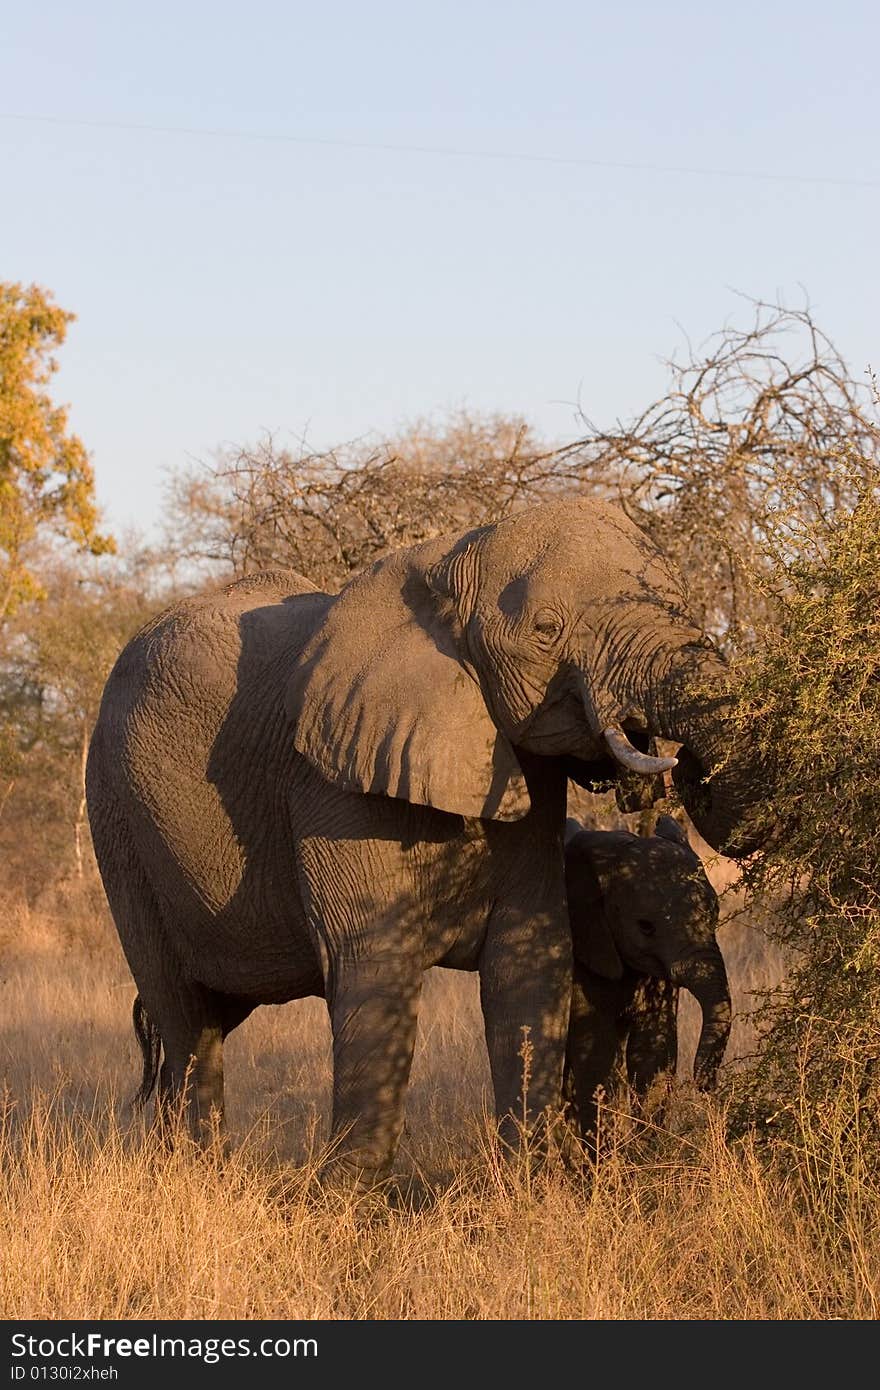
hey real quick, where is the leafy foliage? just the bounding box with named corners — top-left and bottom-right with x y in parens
top-left (0, 282), bottom-right (114, 626)
top-left (0, 552), bottom-right (173, 891)
top-left (724, 449), bottom-right (880, 1157)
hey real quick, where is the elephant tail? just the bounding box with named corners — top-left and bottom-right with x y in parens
top-left (131, 995), bottom-right (162, 1107)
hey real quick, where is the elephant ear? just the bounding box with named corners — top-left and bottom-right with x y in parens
top-left (284, 546), bottom-right (531, 821)
top-left (583, 911), bottom-right (625, 981)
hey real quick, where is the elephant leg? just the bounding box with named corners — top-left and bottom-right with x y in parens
top-left (323, 959), bottom-right (423, 1189)
top-left (220, 995), bottom-right (256, 1039)
top-left (624, 977), bottom-right (679, 1093)
top-left (86, 799), bottom-right (228, 1146)
top-left (150, 981), bottom-right (226, 1146)
top-left (294, 823), bottom-right (425, 1188)
top-left (479, 904), bottom-right (571, 1155)
top-left (564, 970), bottom-right (627, 1145)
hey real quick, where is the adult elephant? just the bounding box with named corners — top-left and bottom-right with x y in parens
top-left (563, 815), bottom-right (728, 1144)
top-left (86, 499), bottom-right (760, 1187)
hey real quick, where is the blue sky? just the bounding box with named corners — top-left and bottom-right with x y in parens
top-left (2, 1), bottom-right (878, 538)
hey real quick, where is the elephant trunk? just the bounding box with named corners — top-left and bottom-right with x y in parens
top-left (647, 648), bottom-right (766, 858)
top-left (671, 744), bottom-right (762, 859)
top-left (671, 945), bottom-right (731, 1090)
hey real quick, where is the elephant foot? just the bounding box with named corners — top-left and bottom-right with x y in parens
top-left (553, 1115), bottom-right (592, 1175)
top-left (314, 1153), bottom-right (394, 1210)
top-left (146, 1097), bottom-right (229, 1162)
top-left (492, 1106), bottom-right (575, 1188)
top-left (497, 1102), bottom-right (566, 1153)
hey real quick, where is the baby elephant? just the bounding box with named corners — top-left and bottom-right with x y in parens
top-left (563, 815), bottom-right (730, 1140)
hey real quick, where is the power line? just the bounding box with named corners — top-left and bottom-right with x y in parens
top-left (1, 110), bottom-right (878, 190)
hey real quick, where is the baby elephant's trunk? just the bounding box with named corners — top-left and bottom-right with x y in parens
top-left (672, 945), bottom-right (732, 1090)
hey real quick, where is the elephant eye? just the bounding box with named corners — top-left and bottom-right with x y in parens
top-left (637, 919), bottom-right (656, 936)
top-left (532, 608), bottom-right (564, 641)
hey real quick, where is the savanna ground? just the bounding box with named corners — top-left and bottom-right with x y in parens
top-left (2, 856), bottom-right (876, 1321)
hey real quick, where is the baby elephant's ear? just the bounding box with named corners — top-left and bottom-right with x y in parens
top-left (566, 835), bottom-right (624, 980)
top-left (583, 915), bottom-right (625, 981)
top-left (285, 543), bottom-right (531, 821)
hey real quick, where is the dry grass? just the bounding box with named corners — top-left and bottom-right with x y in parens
top-left (1, 891), bottom-right (876, 1320)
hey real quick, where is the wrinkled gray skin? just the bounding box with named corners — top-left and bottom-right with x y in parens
top-left (562, 815), bottom-right (729, 1143)
top-left (86, 499), bottom-right (761, 1187)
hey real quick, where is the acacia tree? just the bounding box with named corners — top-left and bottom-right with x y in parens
top-left (0, 281), bottom-right (114, 628)
top-left (723, 447), bottom-right (880, 1179)
top-left (572, 299), bottom-right (880, 649)
top-left (565, 305), bottom-right (880, 1159)
top-left (166, 302), bottom-right (879, 637)
top-left (165, 411), bottom-right (599, 592)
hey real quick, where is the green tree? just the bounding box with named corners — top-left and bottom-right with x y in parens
top-left (725, 448), bottom-right (880, 1179)
top-left (0, 281), bottom-right (114, 627)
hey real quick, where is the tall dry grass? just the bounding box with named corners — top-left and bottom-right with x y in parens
top-left (2, 888), bottom-right (877, 1320)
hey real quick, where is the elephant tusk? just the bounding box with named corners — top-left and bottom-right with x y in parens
top-left (602, 726), bottom-right (678, 776)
